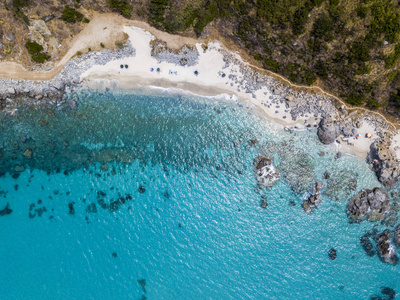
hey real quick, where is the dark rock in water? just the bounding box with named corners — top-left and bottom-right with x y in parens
top-left (335, 152), bottom-right (342, 160)
top-left (125, 194), bottom-right (133, 201)
top-left (249, 139), bottom-right (259, 146)
top-left (112, 252), bottom-right (117, 258)
top-left (97, 190), bottom-right (106, 198)
top-left (138, 279), bottom-right (146, 293)
top-left (324, 171), bottom-right (330, 179)
top-left (318, 151), bottom-right (325, 156)
top-left (0, 203), bottom-right (12, 216)
top-left (29, 203), bottom-right (35, 211)
top-left (347, 188), bottom-right (390, 222)
top-left (253, 155), bottom-right (280, 187)
top-left (68, 202), bottom-right (75, 215)
top-left (138, 186), bottom-right (146, 193)
top-left (109, 201), bottom-right (120, 212)
top-left (260, 195), bottom-right (268, 208)
top-left (97, 199), bottom-right (108, 209)
top-left (163, 191), bottom-right (170, 199)
top-left (328, 248), bottom-right (337, 260)
top-left (376, 231), bottom-right (398, 265)
top-left (302, 182), bottom-right (324, 214)
top-left (360, 234), bottom-right (376, 257)
top-left (370, 296), bottom-right (384, 300)
top-left (100, 164), bottom-right (109, 171)
top-left (86, 203), bottom-right (97, 213)
top-left (288, 200), bottom-right (296, 207)
top-left (394, 225), bottom-right (400, 248)
top-left (381, 287), bottom-right (395, 299)
top-left (29, 212), bottom-right (36, 218)
top-left (14, 184), bottom-right (18, 191)
top-left (367, 139), bottom-right (400, 188)
top-left (118, 197), bottom-right (126, 204)
top-left (38, 199), bottom-right (42, 204)
top-left (12, 173), bottom-right (20, 179)
top-left (317, 117), bottom-right (340, 144)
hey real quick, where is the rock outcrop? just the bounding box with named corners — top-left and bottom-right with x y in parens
top-left (367, 139), bottom-right (400, 188)
top-left (376, 231), bottom-right (398, 265)
top-left (317, 117), bottom-right (340, 144)
top-left (254, 156), bottom-right (280, 187)
top-left (347, 188), bottom-right (390, 222)
top-left (302, 182), bottom-right (325, 214)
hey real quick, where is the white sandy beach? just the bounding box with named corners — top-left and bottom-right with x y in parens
top-left (81, 26), bottom-right (383, 159)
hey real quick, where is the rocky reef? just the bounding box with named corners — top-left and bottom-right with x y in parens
top-left (367, 139), bottom-right (400, 188)
top-left (253, 156), bottom-right (280, 188)
top-left (347, 188), bottom-right (390, 222)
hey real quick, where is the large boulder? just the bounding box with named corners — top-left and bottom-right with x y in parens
top-left (253, 156), bottom-right (280, 187)
top-left (376, 231), bottom-right (398, 265)
top-left (317, 117), bottom-right (340, 144)
top-left (347, 188), bottom-right (390, 222)
top-left (367, 139), bottom-right (400, 188)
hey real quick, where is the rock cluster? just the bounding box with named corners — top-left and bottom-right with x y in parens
top-left (151, 40), bottom-right (199, 67)
top-left (302, 182), bottom-right (325, 214)
top-left (317, 117), bottom-right (341, 144)
top-left (367, 139), bottom-right (400, 188)
top-left (253, 155), bottom-right (280, 187)
top-left (347, 188), bottom-right (390, 222)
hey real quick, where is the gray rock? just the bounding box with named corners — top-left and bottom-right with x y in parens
top-left (367, 139), bottom-right (400, 188)
top-left (317, 117), bottom-right (340, 144)
top-left (347, 188), bottom-right (390, 222)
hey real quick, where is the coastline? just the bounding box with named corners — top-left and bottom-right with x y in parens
top-left (0, 15), bottom-right (399, 186)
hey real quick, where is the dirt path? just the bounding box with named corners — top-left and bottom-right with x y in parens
top-left (0, 12), bottom-right (397, 132)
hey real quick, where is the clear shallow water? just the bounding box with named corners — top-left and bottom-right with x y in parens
top-left (0, 90), bottom-right (399, 299)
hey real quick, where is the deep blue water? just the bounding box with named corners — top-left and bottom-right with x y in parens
top-left (0, 89), bottom-right (399, 299)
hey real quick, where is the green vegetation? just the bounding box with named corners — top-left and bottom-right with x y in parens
top-left (62, 5), bottom-right (84, 23)
top-left (385, 44), bottom-right (400, 68)
top-left (25, 40), bottom-right (50, 63)
top-left (100, 42), bottom-right (105, 48)
top-left (115, 41), bottom-right (124, 49)
top-left (11, 0), bottom-right (30, 25)
top-left (108, 0), bottom-right (132, 18)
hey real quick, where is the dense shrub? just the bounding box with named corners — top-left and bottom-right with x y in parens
top-left (62, 5), bottom-right (84, 23)
top-left (346, 93), bottom-right (366, 106)
top-left (25, 40), bottom-right (51, 63)
top-left (311, 13), bottom-right (334, 40)
top-left (108, 0), bottom-right (132, 18)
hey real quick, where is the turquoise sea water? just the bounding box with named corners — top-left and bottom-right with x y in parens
top-left (0, 89), bottom-right (399, 299)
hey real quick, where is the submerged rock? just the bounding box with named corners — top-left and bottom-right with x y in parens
top-left (360, 234), bottom-right (376, 257)
top-left (381, 287), bottom-right (396, 299)
top-left (376, 231), bottom-right (398, 265)
top-left (347, 188), bottom-right (390, 222)
top-left (0, 203), bottom-right (12, 216)
top-left (324, 168), bottom-right (358, 201)
top-left (253, 155), bottom-right (280, 187)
